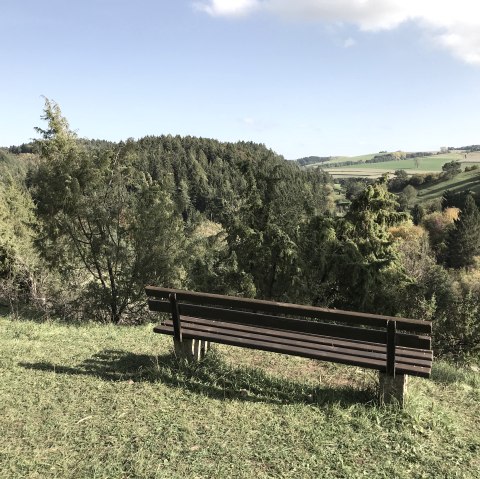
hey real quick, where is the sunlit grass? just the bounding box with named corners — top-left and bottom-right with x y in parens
top-left (1, 315), bottom-right (479, 478)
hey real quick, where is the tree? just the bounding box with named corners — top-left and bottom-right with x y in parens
top-left (411, 204), bottom-right (425, 225)
top-left (334, 179), bottom-right (409, 313)
top-left (388, 170), bottom-right (408, 192)
top-left (297, 214), bottom-right (339, 306)
top-left (399, 184), bottom-right (418, 209)
top-left (446, 194), bottom-right (480, 269)
top-left (0, 176), bottom-right (40, 306)
top-left (442, 161), bottom-right (461, 179)
top-left (30, 99), bottom-right (186, 323)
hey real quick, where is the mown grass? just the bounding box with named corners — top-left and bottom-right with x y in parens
top-left (1, 314), bottom-right (480, 478)
top-left (310, 153), bottom-right (467, 172)
top-left (353, 154), bottom-right (467, 172)
top-left (415, 170), bottom-right (480, 204)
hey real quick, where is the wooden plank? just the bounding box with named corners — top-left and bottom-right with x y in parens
top-left (395, 355), bottom-right (432, 368)
top-left (397, 346), bottom-right (433, 360)
top-left (162, 318), bottom-right (433, 368)
top-left (149, 299), bottom-right (385, 343)
top-left (153, 324), bottom-right (431, 377)
top-left (166, 316), bottom-right (433, 364)
top-left (173, 315), bottom-right (387, 353)
top-left (395, 363), bottom-right (431, 377)
top-left (148, 299), bottom-right (431, 350)
top-left (154, 324), bottom-right (386, 369)
top-left (145, 286), bottom-right (432, 333)
top-left (164, 319), bottom-right (388, 362)
top-left (147, 299), bottom-right (170, 313)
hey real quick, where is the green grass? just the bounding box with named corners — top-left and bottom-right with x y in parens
top-left (416, 170), bottom-right (480, 204)
top-left (353, 154), bottom-right (465, 172)
top-left (1, 315), bottom-right (480, 478)
top-left (316, 153), bottom-right (479, 177)
top-left (313, 153), bottom-right (465, 172)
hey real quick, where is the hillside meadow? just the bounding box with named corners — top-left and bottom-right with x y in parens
top-left (316, 152), bottom-right (480, 178)
top-left (1, 313), bottom-right (480, 479)
top-left (415, 170), bottom-right (480, 204)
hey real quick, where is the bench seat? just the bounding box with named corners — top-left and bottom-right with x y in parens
top-left (154, 315), bottom-right (432, 377)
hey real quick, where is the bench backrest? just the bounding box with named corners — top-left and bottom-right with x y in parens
top-left (145, 286), bottom-right (432, 357)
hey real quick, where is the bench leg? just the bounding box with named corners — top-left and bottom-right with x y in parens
top-left (174, 339), bottom-right (194, 361)
top-left (193, 339), bottom-right (202, 361)
top-left (174, 339), bottom-right (210, 362)
top-left (200, 340), bottom-right (211, 359)
top-left (378, 373), bottom-right (408, 407)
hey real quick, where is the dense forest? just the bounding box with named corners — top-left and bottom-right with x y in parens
top-left (1, 100), bottom-right (480, 357)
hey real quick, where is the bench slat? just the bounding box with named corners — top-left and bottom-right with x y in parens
top-left (161, 319), bottom-right (433, 370)
top-left (148, 299), bottom-right (431, 351)
top-left (163, 316), bottom-right (432, 362)
top-left (161, 318), bottom-right (433, 368)
top-left (162, 320), bottom-right (385, 362)
top-left (153, 324), bottom-right (431, 377)
top-left (146, 286), bottom-right (432, 334)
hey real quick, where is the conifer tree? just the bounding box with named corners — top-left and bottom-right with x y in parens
top-left (446, 194), bottom-right (480, 269)
top-left (334, 179), bottom-right (408, 313)
top-left (31, 99), bottom-right (186, 323)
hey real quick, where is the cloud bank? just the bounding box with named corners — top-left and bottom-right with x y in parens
top-left (194, 0), bottom-right (480, 65)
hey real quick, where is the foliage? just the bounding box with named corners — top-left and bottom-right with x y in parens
top-left (186, 221), bottom-right (256, 297)
top-left (0, 172), bottom-right (44, 310)
top-left (433, 263), bottom-right (480, 356)
top-left (3, 100), bottom-right (480, 355)
top-left (297, 215), bottom-right (339, 306)
top-left (446, 194), bottom-right (480, 269)
top-left (441, 160), bottom-right (462, 179)
top-left (30, 99), bottom-right (187, 323)
top-left (332, 180), bottom-right (409, 313)
top-left (421, 208), bottom-right (459, 260)
top-left (222, 156), bottom-right (318, 300)
top-left (411, 204), bottom-right (426, 225)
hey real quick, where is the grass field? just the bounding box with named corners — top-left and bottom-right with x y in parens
top-left (354, 155), bottom-right (464, 172)
top-left (1, 314), bottom-right (480, 478)
top-left (314, 151), bottom-right (480, 178)
top-left (306, 152), bottom-right (467, 171)
top-left (416, 170), bottom-right (480, 204)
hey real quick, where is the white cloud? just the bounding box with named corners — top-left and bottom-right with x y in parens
top-left (193, 0), bottom-right (258, 17)
top-left (194, 0), bottom-right (480, 65)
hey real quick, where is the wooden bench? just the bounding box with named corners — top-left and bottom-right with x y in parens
top-left (146, 286), bottom-right (433, 406)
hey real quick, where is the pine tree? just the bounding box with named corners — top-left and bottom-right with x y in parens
top-left (334, 179), bottom-right (409, 313)
top-left (446, 194), bottom-right (480, 269)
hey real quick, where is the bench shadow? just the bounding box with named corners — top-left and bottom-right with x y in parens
top-left (20, 349), bottom-right (376, 407)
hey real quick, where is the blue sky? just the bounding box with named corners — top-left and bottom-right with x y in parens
top-left (2, 0), bottom-right (480, 158)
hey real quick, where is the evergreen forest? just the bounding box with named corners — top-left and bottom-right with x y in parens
top-left (2, 99), bottom-right (480, 358)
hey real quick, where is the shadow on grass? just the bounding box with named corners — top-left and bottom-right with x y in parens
top-left (20, 349), bottom-right (376, 406)
top-left (418, 175), bottom-right (480, 199)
